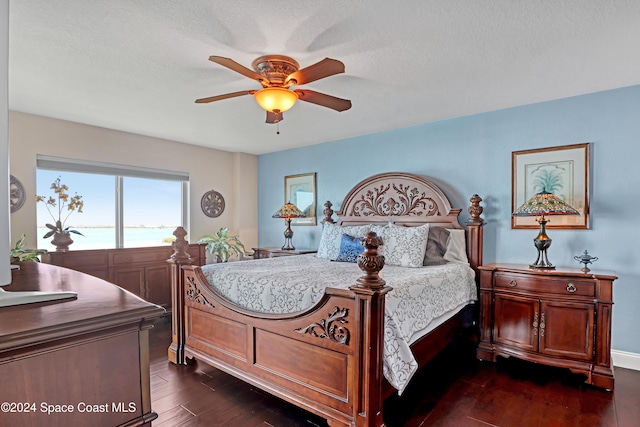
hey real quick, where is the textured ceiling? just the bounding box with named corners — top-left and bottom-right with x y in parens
top-left (8, 1), bottom-right (640, 155)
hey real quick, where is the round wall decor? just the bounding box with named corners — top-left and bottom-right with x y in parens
top-left (201, 189), bottom-right (225, 218)
top-left (10, 175), bottom-right (26, 213)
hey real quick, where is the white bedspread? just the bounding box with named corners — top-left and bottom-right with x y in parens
top-left (200, 255), bottom-right (476, 394)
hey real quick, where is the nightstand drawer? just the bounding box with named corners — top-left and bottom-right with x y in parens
top-left (495, 272), bottom-right (595, 297)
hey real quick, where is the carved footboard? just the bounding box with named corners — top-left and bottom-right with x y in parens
top-left (169, 229), bottom-right (389, 427)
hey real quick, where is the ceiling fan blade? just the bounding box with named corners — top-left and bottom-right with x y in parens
top-left (294, 89), bottom-right (352, 112)
top-left (266, 111), bottom-right (284, 124)
top-left (195, 90), bottom-right (255, 103)
top-left (285, 58), bottom-right (345, 86)
top-left (208, 56), bottom-right (268, 85)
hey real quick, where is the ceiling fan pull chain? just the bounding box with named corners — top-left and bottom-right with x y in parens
top-left (276, 122), bottom-right (280, 135)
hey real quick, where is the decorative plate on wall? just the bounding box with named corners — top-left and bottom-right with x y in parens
top-left (10, 175), bottom-right (26, 213)
top-left (201, 189), bottom-right (225, 218)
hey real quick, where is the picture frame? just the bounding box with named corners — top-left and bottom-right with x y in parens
top-left (285, 173), bottom-right (317, 226)
top-left (512, 143), bottom-right (590, 229)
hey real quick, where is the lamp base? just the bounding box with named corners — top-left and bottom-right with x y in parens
top-left (530, 262), bottom-right (555, 269)
top-left (281, 239), bottom-right (295, 251)
top-left (281, 219), bottom-right (295, 250)
top-left (530, 218), bottom-right (555, 269)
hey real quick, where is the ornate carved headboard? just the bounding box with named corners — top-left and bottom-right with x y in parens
top-left (335, 172), bottom-right (464, 229)
top-left (321, 172), bottom-right (484, 270)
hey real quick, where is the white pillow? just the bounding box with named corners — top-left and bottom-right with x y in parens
top-left (443, 229), bottom-right (469, 264)
top-left (381, 223), bottom-right (430, 268)
top-left (317, 223), bottom-right (371, 260)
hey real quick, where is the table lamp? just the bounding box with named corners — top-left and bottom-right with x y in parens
top-left (272, 202), bottom-right (304, 250)
top-left (513, 190), bottom-right (579, 269)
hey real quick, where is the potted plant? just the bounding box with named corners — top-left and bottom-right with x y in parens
top-left (35, 176), bottom-right (84, 251)
top-left (198, 227), bottom-right (246, 263)
top-left (10, 234), bottom-right (48, 262)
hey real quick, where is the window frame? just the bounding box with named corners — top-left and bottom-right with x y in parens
top-left (36, 155), bottom-right (189, 249)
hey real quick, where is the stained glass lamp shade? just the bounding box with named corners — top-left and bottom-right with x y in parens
top-left (513, 191), bottom-right (579, 269)
top-left (272, 202), bottom-right (304, 250)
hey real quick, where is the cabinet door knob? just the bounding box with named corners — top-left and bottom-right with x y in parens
top-left (540, 313), bottom-right (546, 337)
top-left (509, 279), bottom-right (517, 287)
top-left (532, 312), bottom-right (539, 336)
top-left (566, 282), bottom-right (577, 293)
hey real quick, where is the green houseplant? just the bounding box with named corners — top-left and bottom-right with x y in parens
top-left (198, 227), bottom-right (246, 263)
top-left (10, 234), bottom-right (48, 262)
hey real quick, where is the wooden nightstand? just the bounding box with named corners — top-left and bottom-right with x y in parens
top-left (252, 247), bottom-right (317, 259)
top-left (477, 263), bottom-right (617, 390)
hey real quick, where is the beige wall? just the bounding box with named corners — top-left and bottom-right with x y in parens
top-left (9, 111), bottom-right (258, 251)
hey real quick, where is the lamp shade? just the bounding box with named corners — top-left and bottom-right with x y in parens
top-left (272, 202), bottom-right (304, 219)
top-left (513, 191), bottom-right (579, 217)
top-left (254, 87), bottom-right (299, 113)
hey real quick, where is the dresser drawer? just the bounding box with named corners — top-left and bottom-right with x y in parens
top-left (495, 272), bottom-right (595, 297)
top-left (110, 248), bottom-right (172, 265)
top-left (50, 251), bottom-right (108, 268)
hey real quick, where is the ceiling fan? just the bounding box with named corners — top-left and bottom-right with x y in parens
top-left (196, 55), bottom-right (352, 124)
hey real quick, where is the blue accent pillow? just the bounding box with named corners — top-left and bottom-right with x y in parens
top-left (334, 233), bottom-right (364, 263)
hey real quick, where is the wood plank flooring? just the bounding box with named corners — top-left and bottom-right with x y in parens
top-left (149, 317), bottom-right (640, 426)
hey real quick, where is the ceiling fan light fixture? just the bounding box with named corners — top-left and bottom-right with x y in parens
top-left (254, 87), bottom-right (298, 113)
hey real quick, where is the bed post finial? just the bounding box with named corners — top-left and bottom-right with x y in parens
top-left (354, 232), bottom-right (386, 290)
top-left (322, 200), bottom-right (335, 224)
top-left (169, 226), bottom-right (193, 263)
top-left (468, 194), bottom-right (484, 224)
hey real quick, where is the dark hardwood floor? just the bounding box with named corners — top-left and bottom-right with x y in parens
top-left (149, 317), bottom-right (640, 427)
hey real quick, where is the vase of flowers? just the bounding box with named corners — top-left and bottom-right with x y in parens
top-left (35, 176), bottom-right (84, 252)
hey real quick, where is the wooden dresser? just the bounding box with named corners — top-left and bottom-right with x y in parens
top-left (477, 263), bottom-right (617, 390)
top-left (0, 262), bottom-right (164, 426)
top-left (48, 244), bottom-right (206, 312)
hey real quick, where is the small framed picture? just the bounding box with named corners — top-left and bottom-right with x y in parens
top-left (512, 143), bottom-right (590, 229)
top-left (285, 173), bottom-right (316, 226)
top-left (284, 172), bottom-right (316, 225)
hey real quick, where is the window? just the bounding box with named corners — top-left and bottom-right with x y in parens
top-left (36, 156), bottom-right (188, 250)
top-left (122, 176), bottom-right (183, 248)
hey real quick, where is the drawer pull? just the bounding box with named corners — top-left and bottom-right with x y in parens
top-left (532, 312), bottom-right (539, 336)
top-left (509, 279), bottom-right (518, 287)
top-left (566, 282), bottom-right (577, 293)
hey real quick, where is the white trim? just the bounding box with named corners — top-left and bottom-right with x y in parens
top-left (36, 154), bottom-right (189, 181)
top-left (0, 0), bottom-right (9, 285)
top-left (612, 349), bottom-right (640, 371)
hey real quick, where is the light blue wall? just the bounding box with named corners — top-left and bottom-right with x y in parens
top-left (258, 85), bottom-right (640, 354)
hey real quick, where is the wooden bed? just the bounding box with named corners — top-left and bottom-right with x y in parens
top-left (167, 172), bottom-right (484, 427)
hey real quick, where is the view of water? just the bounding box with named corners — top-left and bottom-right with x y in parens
top-left (36, 227), bottom-right (179, 251)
